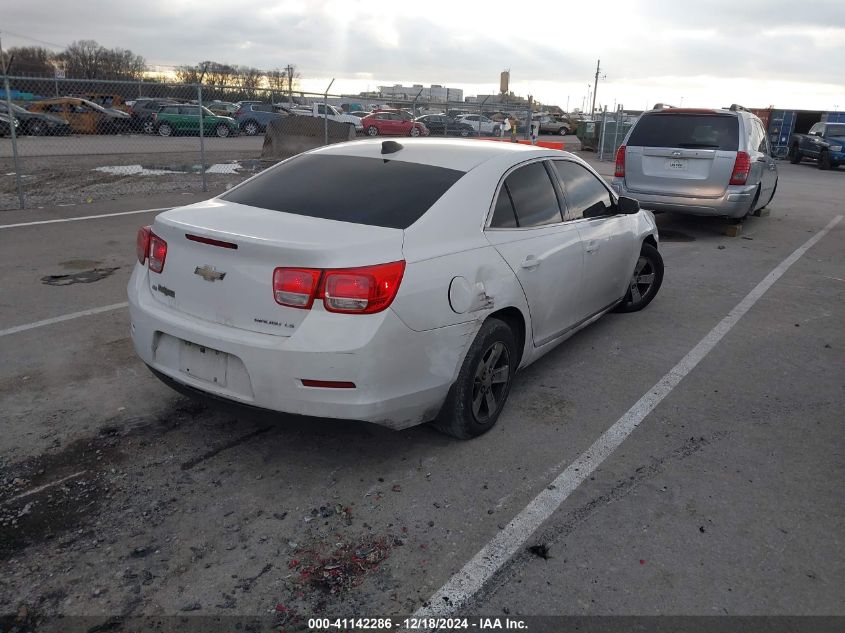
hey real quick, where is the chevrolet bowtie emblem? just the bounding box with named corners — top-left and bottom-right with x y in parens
top-left (194, 265), bottom-right (226, 282)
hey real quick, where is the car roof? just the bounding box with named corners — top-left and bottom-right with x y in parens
top-left (310, 138), bottom-right (570, 172)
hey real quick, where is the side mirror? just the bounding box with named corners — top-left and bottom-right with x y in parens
top-left (617, 196), bottom-right (640, 214)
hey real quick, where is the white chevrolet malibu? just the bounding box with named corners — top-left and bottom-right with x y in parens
top-left (129, 139), bottom-right (663, 438)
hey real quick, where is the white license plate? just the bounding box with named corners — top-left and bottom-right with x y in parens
top-left (179, 341), bottom-right (228, 386)
top-left (665, 158), bottom-right (688, 171)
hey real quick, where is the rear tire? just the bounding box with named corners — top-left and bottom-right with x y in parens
top-left (215, 124), bottom-right (231, 138)
top-left (614, 243), bottom-right (664, 313)
top-left (818, 150), bottom-right (831, 170)
top-left (366, 126), bottom-right (379, 136)
top-left (157, 123), bottom-right (173, 137)
top-left (28, 120), bottom-right (47, 136)
top-left (242, 121), bottom-right (260, 136)
top-left (409, 126), bottom-right (421, 137)
top-left (558, 127), bottom-right (568, 136)
top-left (788, 144), bottom-right (802, 164)
top-left (433, 318), bottom-right (517, 439)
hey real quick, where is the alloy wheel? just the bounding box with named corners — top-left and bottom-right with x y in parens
top-left (471, 341), bottom-right (510, 423)
top-left (628, 256), bottom-right (656, 305)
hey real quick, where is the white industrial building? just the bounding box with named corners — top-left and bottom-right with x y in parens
top-left (377, 84), bottom-right (464, 102)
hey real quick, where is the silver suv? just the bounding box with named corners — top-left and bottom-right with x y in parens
top-left (612, 105), bottom-right (777, 219)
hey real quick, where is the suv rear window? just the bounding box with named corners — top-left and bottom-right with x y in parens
top-left (628, 114), bottom-right (739, 151)
top-left (220, 154), bottom-right (465, 229)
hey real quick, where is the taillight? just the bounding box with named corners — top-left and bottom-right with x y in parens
top-left (271, 261), bottom-right (405, 314)
top-left (321, 261), bottom-right (405, 314)
top-left (136, 226), bottom-right (151, 264)
top-left (729, 151), bottom-right (751, 185)
top-left (234, 108), bottom-right (242, 117)
top-left (614, 145), bottom-right (626, 178)
top-left (148, 232), bottom-right (167, 273)
top-left (273, 268), bottom-right (321, 309)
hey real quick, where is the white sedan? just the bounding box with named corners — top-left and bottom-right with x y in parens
top-left (455, 114), bottom-right (501, 136)
top-left (128, 139), bottom-right (663, 439)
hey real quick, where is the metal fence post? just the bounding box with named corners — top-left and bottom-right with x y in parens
top-left (324, 78), bottom-right (335, 146)
top-left (197, 83), bottom-right (208, 192)
top-left (599, 107), bottom-right (608, 160)
top-left (0, 36), bottom-right (25, 209)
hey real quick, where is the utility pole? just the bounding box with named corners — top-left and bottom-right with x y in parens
top-left (590, 59), bottom-right (601, 119)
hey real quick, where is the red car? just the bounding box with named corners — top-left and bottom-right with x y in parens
top-left (361, 112), bottom-right (429, 137)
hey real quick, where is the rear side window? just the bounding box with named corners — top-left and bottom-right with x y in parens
top-left (490, 186), bottom-right (518, 228)
top-left (552, 161), bottom-right (613, 220)
top-left (220, 154), bottom-right (465, 229)
top-left (628, 114), bottom-right (739, 150)
top-left (502, 162), bottom-right (563, 227)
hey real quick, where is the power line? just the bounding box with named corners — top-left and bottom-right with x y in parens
top-left (0, 29), bottom-right (67, 50)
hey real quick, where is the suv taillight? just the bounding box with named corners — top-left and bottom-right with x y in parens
top-left (136, 226), bottom-right (151, 264)
top-left (730, 151), bottom-right (751, 185)
top-left (271, 261), bottom-right (406, 314)
top-left (148, 232), bottom-right (167, 273)
top-left (614, 145), bottom-right (626, 178)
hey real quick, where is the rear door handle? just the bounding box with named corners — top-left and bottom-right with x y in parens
top-left (520, 255), bottom-right (541, 270)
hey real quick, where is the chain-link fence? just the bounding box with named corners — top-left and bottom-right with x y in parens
top-left (1, 76), bottom-right (553, 210)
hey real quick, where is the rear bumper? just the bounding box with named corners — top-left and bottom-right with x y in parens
top-left (612, 180), bottom-right (757, 218)
top-left (127, 265), bottom-right (472, 429)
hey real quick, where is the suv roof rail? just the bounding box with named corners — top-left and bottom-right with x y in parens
top-left (728, 104), bottom-right (748, 112)
top-left (652, 103), bottom-right (678, 110)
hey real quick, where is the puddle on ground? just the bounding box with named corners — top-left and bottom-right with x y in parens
top-left (658, 229), bottom-right (696, 242)
top-left (93, 160), bottom-right (260, 177)
top-left (41, 267), bottom-right (119, 286)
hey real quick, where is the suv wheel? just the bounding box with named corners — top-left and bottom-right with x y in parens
top-left (409, 126), bottom-right (421, 137)
top-left (243, 121), bottom-right (260, 136)
top-left (614, 243), bottom-right (664, 313)
top-left (157, 123), bottom-right (173, 137)
top-left (558, 127), bottom-right (569, 136)
top-left (788, 144), bottom-right (802, 164)
top-left (818, 150), bottom-right (831, 170)
top-left (433, 318), bottom-right (517, 439)
top-left (215, 124), bottom-right (231, 138)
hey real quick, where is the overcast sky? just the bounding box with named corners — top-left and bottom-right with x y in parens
top-left (6, 0), bottom-right (845, 110)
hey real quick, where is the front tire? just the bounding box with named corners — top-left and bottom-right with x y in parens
top-left (242, 121), bottom-right (260, 136)
top-left (818, 150), bottom-right (831, 170)
top-left (157, 123), bottom-right (173, 137)
top-left (433, 318), bottom-right (517, 439)
top-left (366, 126), bottom-right (379, 136)
top-left (409, 126), bottom-right (421, 137)
top-left (558, 127), bottom-right (569, 136)
top-left (28, 120), bottom-right (47, 136)
top-left (614, 243), bottom-right (664, 313)
top-left (788, 144), bottom-right (802, 164)
top-left (215, 124), bottom-right (231, 138)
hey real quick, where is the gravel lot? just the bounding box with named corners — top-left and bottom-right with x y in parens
top-left (0, 134), bottom-right (580, 210)
top-left (0, 158), bottom-right (842, 632)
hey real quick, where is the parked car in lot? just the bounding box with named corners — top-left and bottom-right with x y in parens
top-left (153, 105), bottom-right (239, 137)
top-left (0, 102), bottom-right (70, 136)
top-left (129, 139), bottom-right (662, 438)
top-left (361, 112), bottom-right (428, 136)
top-left (536, 115), bottom-right (572, 136)
top-left (129, 98), bottom-right (181, 133)
top-left (612, 105), bottom-right (778, 219)
top-left (455, 114), bottom-right (501, 136)
top-left (27, 98), bottom-right (131, 134)
top-left (789, 121), bottom-right (845, 170)
top-left (0, 113), bottom-right (20, 137)
top-left (78, 93), bottom-right (129, 112)
top-left (415, 114), bottom-right (476, 137)
top-left (207, 101), bottom-right (238, 117)
top-left (291, 103), bottom-right (364, 133)
top-left (233, 102), bottom-right (290, 136)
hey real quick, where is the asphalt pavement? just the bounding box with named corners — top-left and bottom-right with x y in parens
top-left (0, 159), bottom-right (842, 630)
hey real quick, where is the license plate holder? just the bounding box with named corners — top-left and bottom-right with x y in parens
top-left (179, 340), bottom-right (228, 386)
top-left (665, 158), bottom-right (688, 171)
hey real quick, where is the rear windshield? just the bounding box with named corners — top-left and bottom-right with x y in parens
top-left (628, 114), bottom-right (739, 150)
top-left (220, 154), bottom-right (465, 229)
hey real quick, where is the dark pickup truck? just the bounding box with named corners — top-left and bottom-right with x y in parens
top-left (789, 121), bottom-right (845, 170)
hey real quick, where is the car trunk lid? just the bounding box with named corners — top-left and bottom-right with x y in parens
top-left (147, 199), bottom-right (404, 336)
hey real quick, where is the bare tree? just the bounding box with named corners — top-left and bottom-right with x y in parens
top-left (60, 40), bottom-right (104, 78)
top-left (236, 66), bottom-right (264, 99)
top-left (2, 46), bottom-right (56, 76)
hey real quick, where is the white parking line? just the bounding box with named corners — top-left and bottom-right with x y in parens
top-left (414, 214), bottom-right (843, 620)
top-left (0, 302), bottom-right (129, 338)
top-left (0, 207), bottom-right (168, 230)
top-left (2, 471), bottom-right (87, 505)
